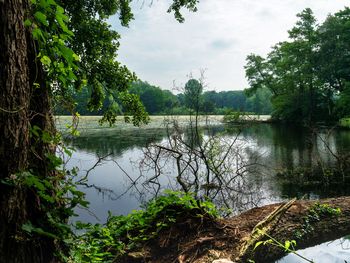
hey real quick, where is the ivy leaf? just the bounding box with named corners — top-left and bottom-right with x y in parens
top-left (55, 8), bottom-right (73, 36)
top-left (47, 0), bottom-right (57, 5)
top-left (32, 28), bottom-right (45, 41)
top-left (284, 240), bottom-right (291, 251)
top-left (40, 55), bottom-right (51, 66)
top-left (22, 222), bottom-right (35, 234)
top-left (34, 11), bottom-right (48, 26)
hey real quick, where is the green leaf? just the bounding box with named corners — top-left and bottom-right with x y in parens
top-left (72, 53), bottom-right (80, 61)
top-left (34, 11), bottom-right (48, 26)
top-left (55, 10), bottom-right (73, 36)
top-left (284, 240), bottom-right (291, 251)
top-left (58, 45), bottom-right (74, 64)
top-left (22, 222), bottom-right (35, 233)
top-left (40, 55), bottom-right (51, 66)
top-left (24, 19), bottom-right (32, 27)
top-left (56, 5), bottom-right (64, 14)
top-left (47, 0), bottom-right (57, 5)
top-left (32, 28), bottom-right (45, 41)
top-left (254, 241), bottom-right (263, 250)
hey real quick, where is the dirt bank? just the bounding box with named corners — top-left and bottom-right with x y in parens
top-left (120, 196), bottom-right (350, 263)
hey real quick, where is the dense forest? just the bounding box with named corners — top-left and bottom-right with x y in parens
top-left (245, 8), bottom-right (350, 124)
top-left (55, 7), bottom-right (350, 125)
top-left (55, 80), bottom-right (273, 115)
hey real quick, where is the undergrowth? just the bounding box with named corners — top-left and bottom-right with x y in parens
top-left (69, 190), bottom-right (219, 262)
top-left (295, 202), bottom-right (341, 239)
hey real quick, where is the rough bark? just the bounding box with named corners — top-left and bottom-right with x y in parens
top-left (0, 1), bottom-right (57, 262)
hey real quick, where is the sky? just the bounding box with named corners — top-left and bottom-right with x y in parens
top-left (109, 0), bottom-right (349, 92)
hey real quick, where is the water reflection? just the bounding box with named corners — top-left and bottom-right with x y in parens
top-left (276, 237), bottom-right (350, 263)
top-left (63, 123), bottom-right (350, 223)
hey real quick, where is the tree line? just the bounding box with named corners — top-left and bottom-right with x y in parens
top-left (55, 80), bottom-right (272, 115)
top-left (245, 8), bottom-right (350, 124)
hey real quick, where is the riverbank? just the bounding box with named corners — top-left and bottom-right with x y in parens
top-left (73, 194), bottom-right (350, 263)
top-left (121, 197), bottom-right (350, 263)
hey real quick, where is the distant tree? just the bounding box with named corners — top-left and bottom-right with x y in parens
top-left (184, 79), bottom-right (203, 112)
top-left (246, 87), bottom-right (272, 114)
top-left (129, 81), bottom-right (179, 114)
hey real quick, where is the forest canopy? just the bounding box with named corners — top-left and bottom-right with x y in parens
top-left (55, 80), bottom-right (272, 116)
top-left (245, 8), bottom-right (350, 124)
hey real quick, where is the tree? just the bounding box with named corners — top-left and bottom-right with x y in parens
top-left (245, 7), bottom-right (350, 123)
top-left (245, 9), bottom-right (324, 123)
top-left (129, 81), bottom-right (179, 114)
top-left (0, 1), bottom-right (63, 261)
top-left (317, 8), bottom-right (350, 118)
top-left (0, 0), bottom-right (200, 262)
top-left (184, 78), bottom-right (203, 112)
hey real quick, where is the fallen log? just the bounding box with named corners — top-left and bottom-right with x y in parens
top-left (235, 196), bottom-right (350, 263)
top-left (122, 196), bottom-right (350, 263)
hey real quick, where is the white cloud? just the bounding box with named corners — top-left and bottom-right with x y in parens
top-left (109, 0), bottom-right (349, 91)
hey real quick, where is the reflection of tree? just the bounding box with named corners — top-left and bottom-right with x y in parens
top-left (224, 123), bottom-right (350, 199)
top-left (236, 124), bottom-right (345, 171)
top-left (66, 119), bottom-right (350, 214)
top-left (136, 116), bottom-right (263, 215)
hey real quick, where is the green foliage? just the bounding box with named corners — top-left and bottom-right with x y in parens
top-left (26, 0), bottom-right (79, 90)
top-left (294, 203), bottom-right (341, 239)
top-left (184, 78), bottom-right (203, 112)
top-left (339, 117), bottom-right (350, 128)
top-left (129, 81), bottom-right (179, 115)
top-left (51, 0), bottom-right (204, 124)
top-left (117, 92), bottom-right (150, 126)
top-left (51, 0), bottom-right (150, 126)
top-left (223, 109), bottom-right (243, 123)
top-left (252, 203), bottom-right (341, 263)
top-left (253, 230), bottom-right (297, 253)
top-left (245, 7), bottom-right (350, 124)
top-left (56, 81), bottom-right (272, 116)
top-left (4, 164), bottom-right (88, 246)
top-left (167, 0), bottom-right (199, 23)
top-left (70, 190), bottom-right (218, 262)
top-left (0, 124), bottom-right (89, 258)
top-left (253, 229), bottom-right (313, 263)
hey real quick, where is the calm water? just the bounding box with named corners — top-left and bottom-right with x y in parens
top-left (63, 121), bottom-right (350, 261)
top-left (277, 237), bottom-right (350, 263)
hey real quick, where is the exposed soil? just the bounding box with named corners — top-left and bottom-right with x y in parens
top-left (119, 196), bottom-right (350, 263)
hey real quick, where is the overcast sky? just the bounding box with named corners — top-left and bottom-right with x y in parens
top-left (109, 0), bottom-right (349, 92)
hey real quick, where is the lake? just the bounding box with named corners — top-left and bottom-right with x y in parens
top-left (58, 116), bottom-right (350, 262)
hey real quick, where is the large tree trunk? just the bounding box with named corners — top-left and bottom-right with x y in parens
top-left (0, 1), bottom-right (57, 262)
